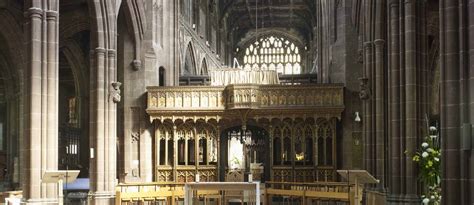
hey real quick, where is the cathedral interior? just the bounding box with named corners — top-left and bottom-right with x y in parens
top-left (0, 0), bottom-right (473, 204)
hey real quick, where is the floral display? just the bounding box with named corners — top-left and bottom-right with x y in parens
top-left (412, 126), bottom-right (441, 205)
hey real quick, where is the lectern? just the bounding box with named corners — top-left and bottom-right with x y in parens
top-left (42, 170), bottom-right (80, 205)
top-left (337, 170), bottom-right (378, 205)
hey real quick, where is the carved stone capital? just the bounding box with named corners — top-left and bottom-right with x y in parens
top-left (374, 39), bottom-right (385, 47)
top-left (94, 47), bottom-right (107, 54)
top-left (26, 7), bottom-right (43, 19)
top-left (46, 10), bottom-right (58, 20)
top-left (363, 42), bottom-right (374, 49)
top-left (107, 49), bottom-right (116, 57)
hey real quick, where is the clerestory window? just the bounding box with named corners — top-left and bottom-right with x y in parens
top-left (242, 36), bottom-right (302, 75)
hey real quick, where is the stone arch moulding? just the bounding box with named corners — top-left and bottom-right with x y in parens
top-left (0, 9), bottom-right (25, 83)
top-left (62, 40), bottom-right (88, 99)
top-left (123, 0), bottom-right (146, 71)
top-left (181, 41), bottom-right (198, 76)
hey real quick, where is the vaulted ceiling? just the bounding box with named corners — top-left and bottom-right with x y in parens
top-left (220, 0), bottom-right (316, 45)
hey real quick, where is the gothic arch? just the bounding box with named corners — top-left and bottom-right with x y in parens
top-left (0, 10), bottom-right (25, 91)
top-left (59, 12), bottom-right (90, 45)
top-left (62, 40), bottom-right (89, 99)
top-left (88, 0), bottom-right (120, 48)
top-left (122, 0), bottom-right (146, 69)
top-left (181, 42), bottom-right (198, 76)
top-left (200, 58), bottom-right (208, 75)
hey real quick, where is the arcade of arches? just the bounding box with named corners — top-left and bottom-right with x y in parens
top-left (0, 0), bottom-right (473, 205)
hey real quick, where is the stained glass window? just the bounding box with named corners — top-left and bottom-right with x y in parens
top-left (242, 36), bottom-right (302, 75)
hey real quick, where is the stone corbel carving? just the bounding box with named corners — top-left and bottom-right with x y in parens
top-left (110, 81), bottom-right (122, 103)
top-left (357, 49), bottom-right (363, 64)
top-left (131, 132), bottom-right (140, 143)
top-left (132, 59), bottom-right (141, 71)
top-left (359, 77), bottom-right (371, 100)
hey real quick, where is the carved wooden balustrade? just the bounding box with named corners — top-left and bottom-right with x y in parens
top-left (147, 84), bottom-right (344, 122)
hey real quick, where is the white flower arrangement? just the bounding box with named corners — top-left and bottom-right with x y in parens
top-left (412, 124), bottom-right (441, 205)
top-left (422, 152), bottom-right (429, 158)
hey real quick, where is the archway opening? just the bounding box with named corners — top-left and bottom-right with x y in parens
top-left (220, 125), bottom-right (270, 182)
top-left (159, 66), bottom-right (165, 86)
top-left (58, 30), bottom-right (91, 178)
top-left (182, 43), bottom-right (196, 76)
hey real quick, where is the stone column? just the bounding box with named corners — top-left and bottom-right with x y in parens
top-left (23, 1), bottom-right (59, 203)
top-left (439, 0), bottom-right (462, 204)
top-left (362, 42), bottom-right (374, 175)
top-left (374, 39), bottom-right (385, 188)
top-left (89, 48), bottom-right (119, 204)
top-left (402, 1), bottom-right (419, 202)
top-left (87, 0), bottom-right (120, 203)
top-left (469, 0), bottom-right (474, 203)
top-left (388, 0), bottom-right (402, 200)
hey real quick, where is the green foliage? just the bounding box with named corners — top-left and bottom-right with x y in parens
top-left (412, 126), bottom-right (441, 205)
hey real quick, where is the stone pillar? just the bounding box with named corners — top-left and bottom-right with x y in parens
top-left (23, 1), bottom-right (59, 203)
top-left (402, 0), bottom-right (419, 202)
top-left (439, 0), bottom-right (463, 204)
top-left (87, 0), bottom-right (120, 203)
top-left (469, 1), bottom-right (474, 203)
top-left (89, 48), bottom-right (119, 204)
top-left (388, 0), bottom-right (402, 201)
top-left (374, 39), bottom-right (385, 189)
top-left (362, 42), bottom-right (374, 175)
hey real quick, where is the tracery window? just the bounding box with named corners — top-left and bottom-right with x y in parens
top-left (317, 124), bottom-right (334, 166)
top-left (242, 36), bottom-right (302, 75)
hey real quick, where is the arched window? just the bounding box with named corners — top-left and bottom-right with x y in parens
top-left (305, 127), bottom-right (313, 165)
top-left (325, 128), bottom-right (333, 166)
top-left (317, 126), bottom-right (325, 166)
top-left (177, 130), bottom-right (186, 165)
top-left (294, 127), bottom-right (304, 165)
top-left (282, 127), bottom-right (292, 165)
top-left (273, 128), bottom-right (282, 165)
top-left (183, 43), bottom-right (196, 76)
top-left (200, 59), bottom-right (208, 75)
top-left (159, 67), bottom-right (165, 86)
top-left (242, 35), bottom-right (302, 75)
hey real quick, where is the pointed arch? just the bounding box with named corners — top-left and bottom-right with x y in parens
top-left (0, 10), bottom-right (25, 93)
top-left (200, 58), bottom-right (208, 75)
top-left (182, 42), bottom-right (197, 76)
